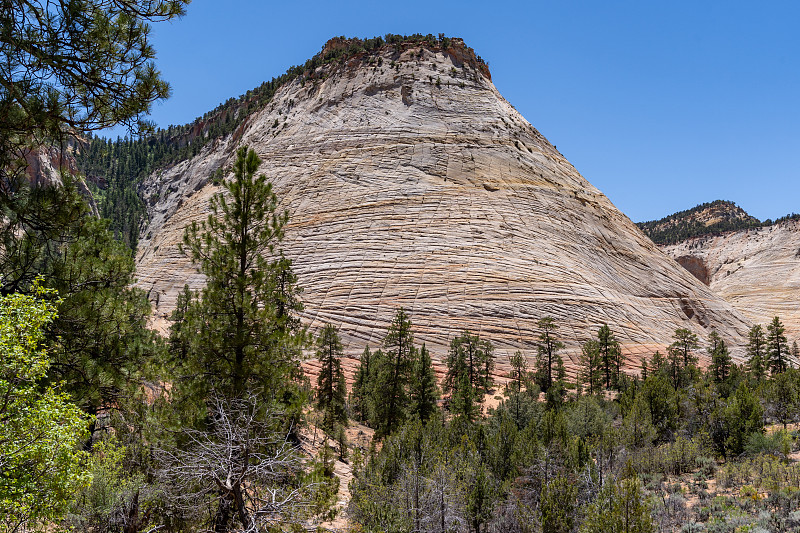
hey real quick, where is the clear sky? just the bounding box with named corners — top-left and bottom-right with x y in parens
top-left (127, 0), bottom-right (799, 223)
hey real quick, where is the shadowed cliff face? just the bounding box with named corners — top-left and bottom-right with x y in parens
top-left (134, 41), bottom-right (752, 380)
top-left (663, 220), bottom-right (800, 345)
top-left (675, 255), bottom-right (711, 285)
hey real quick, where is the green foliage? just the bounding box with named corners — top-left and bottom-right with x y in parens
top-left (409, 343), bottom-right (440, 423)
top-left (47, 216), bottom-right (155, 414)
top-left (1, 0), bottom-right (188, 187)
top-left (350, 345), bottom-right (376, 423)
top-left (637, 200), bottom-right (761, 245)
top-left (315, 323), bottom-right (347, 433)
top-left (747, 324), bottom-right (768, 382)
top-left (372, 308), bottom-right (416, 438)
top-left (668, 328), bottom-right (700, 388)
top-left (767, 316), bottom-right (790, 375)
top-left (721, 383), bottom-right (765, 457)
top-left (579, 339), bottom-right (602, 395)
top-left (597, 324), bottom-right (623, 390)
top-left (581, 475), bottom-right (654, 533)
top-left (65, 436), bottom-right (151, 533)
top-left (444, 330), bottom-right (494, 420)
top-left (534, 316), bottom-right (565, 394)
top-left (540, 475), bottom-right (576, 533)
top-left (170, 145), bottom-right (306, 406)
top-left (0, 287), bottom-right (92, 531)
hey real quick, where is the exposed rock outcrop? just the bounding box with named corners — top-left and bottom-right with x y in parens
top-left (135, 39), bottom-right (752, 379)
top-left (663, 220), bottom-right (800, 343)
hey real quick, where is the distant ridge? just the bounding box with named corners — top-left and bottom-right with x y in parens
top-left (636, 200), bottom-right (800, 245)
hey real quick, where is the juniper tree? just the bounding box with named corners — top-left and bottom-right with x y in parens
top-left (315, 324), bottom-right (347, 433)
top-left (746, 324), bottom-right (767, 382)
top-left (767, 316), bottom-right (790, 374)
top-left (534, 317), bottom-right (565, 393)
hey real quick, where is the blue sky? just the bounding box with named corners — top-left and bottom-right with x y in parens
top-left (131, 0), bottom-right (799, 222)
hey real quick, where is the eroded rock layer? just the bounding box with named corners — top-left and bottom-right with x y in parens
top-left (663, 220), bottom-right (800, 344)
top-left (135, 41), bottom-right (751, 378)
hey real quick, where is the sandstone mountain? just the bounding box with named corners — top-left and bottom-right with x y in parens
top-left (662, 218), bottom-right (800, 345)
top-left (133, 37), bottom-right (752, 379)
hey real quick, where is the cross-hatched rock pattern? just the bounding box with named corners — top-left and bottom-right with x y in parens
top-left (663, 219), bottom-right (800, 345)
top-left (135, 42), bottom-right (751, 380)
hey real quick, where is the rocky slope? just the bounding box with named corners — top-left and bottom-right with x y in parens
top-left (134, 38), bottom-right (752, 378)
top-left (662, 219), bottom-right (800, 344)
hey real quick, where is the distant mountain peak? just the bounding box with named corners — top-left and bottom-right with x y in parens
top-left (638, 200), bottom-right (761, 245)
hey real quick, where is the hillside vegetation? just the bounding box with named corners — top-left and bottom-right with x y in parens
top-left (638, 200), bottom-right (799, 245)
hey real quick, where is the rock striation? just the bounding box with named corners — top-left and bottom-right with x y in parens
top-left (663, 219), bottom-right (800, 345)
top-left (134, 38), bottom-right (752, 379)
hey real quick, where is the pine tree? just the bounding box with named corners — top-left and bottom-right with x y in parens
top-left (409, 344), bottom-right (440, 423)
top-left (444, 331), bottom-right (494, 396)
top-left (767, 316), bottom-right (790, 374)
top-left (173, 145), bottom-right (306, 404)
top-left (350, 346), bottom-right (375, 423)
top-left (746, 324), bottom-right (767, 382)
top-left (534, 317), bottom-right (565, 393)
top-left (316, 324), bottom-right (347, 433)
top-left (506, 351), bottom-right (531, 426)
top-left (708, 331), bottom-right (732, 385)
top-left (373, 308), bottom-right (415, 437)
top-left (667, 328), bottom-right (699, 388)
top-left (579, 340), bottom-right (601, 395)
top-left (444, 331), bottom-right (493, 415)
top-left (597, 324), bottom-right (623, 389)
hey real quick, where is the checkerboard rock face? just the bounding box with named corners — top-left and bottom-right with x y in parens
top-left (135, 43), bottom-right (751, 381)
top-left (663, 219), bottom-right (800, 347)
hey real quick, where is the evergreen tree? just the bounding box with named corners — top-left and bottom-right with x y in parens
top-left (722, 382), bottom-right (764, 457)
top-left (507, 351), bottom-right (529, 425)
top-left (581, 475), bottom-right (654, 533)
top-left (597, 324), bottom-right (622, 389)
top-left (45, 217), bottom-right (155, 418)
top-left (409, 344), bottom-right (440, 423)
top-left (650, 350), bottom-right (666, 376)
top-left (172, 145), bottom-right (306, 405)
top-left (579, 340), bottom-right (601, 395)
top-left (316, 324), bottom-right (347, 433)
top-left (667, 328), bottom-right (699, 388)
top-left (1, 0), bottom-right (188, 205)
top-left (766, 370), bottom-right (798, 430)
top-left (350, 346), bottom-right (375, 423)
top-left (534, 317), bottom-right (565, 392)
top-left (767, 316), bottom-right (790, 374)
top-left (373, 308), bottom-right (415, 437)
top-left (444, 330), bottom-right (493, 415)
top-left (746, 324), bottom-right (767, 382)
top-left (708, 331), bottom-right (732, 386)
